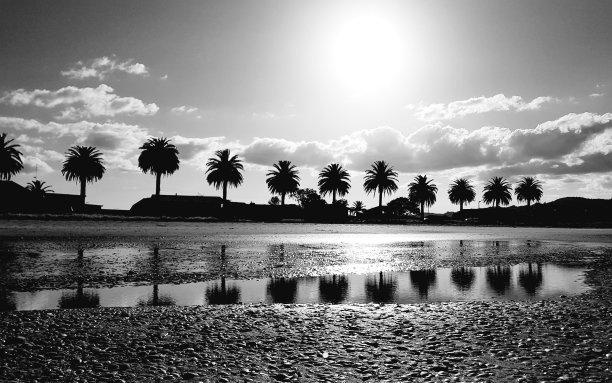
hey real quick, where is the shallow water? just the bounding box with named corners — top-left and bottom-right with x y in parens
top-left (1, 263), bottom-right (589, 311)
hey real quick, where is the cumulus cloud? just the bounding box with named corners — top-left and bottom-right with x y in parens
top-left (171, 106), bottom-right (198, 114)
top-left (406, 94), bottom-right (559, 121)
top-left (0, 85), bottom-right (159, 119)
top-left (61, 56), bottom-right (149, 80)
top-left (241, 138), bottom-right (335, 168)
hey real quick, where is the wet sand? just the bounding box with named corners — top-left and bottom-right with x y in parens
top-left (0, 220), bottom-right (611, 381)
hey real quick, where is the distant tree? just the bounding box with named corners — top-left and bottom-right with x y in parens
top-left (482, 176), bottom-right (512, 208)
top-left (334, 198), bottom-right (348, 208)
top-left (138, 137), bottom-right (180, 197)
top-left (268, 196), bottom-right (280, 205)
top-left (266, 160), bottom-right (300, 205)
top-left (205, 149), bottom-right (244, 207)
top-left (448, 178), bottom-right (476, 212)
top-left (351, 201), bottom-right (365, 215)
top-left (387, 197), bottom-right (419, 217)
top-left (363, 161), bottom-right (398, 208)
top-left (408, 175), bottom-right (438, 221)
top-left (26, 179), bottom-right (53, 198)
top-left (0, 133), bottom-right (23, 180)
top-left (61, 146), bottom-right (105, 206)
top-left (318, 163), bottom-right (350, 204)
top-left (291, 188), bottom-right (326, 209)
top-left (514, 177), bottom-right (543, 207)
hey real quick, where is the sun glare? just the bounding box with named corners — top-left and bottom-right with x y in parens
top-left (329, 13), bottom-right (405, 95)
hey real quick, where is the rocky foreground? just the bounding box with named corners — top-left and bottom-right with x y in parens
top-left (1, 265), bottom-right (611, 383)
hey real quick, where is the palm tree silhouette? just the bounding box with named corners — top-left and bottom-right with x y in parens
top-left (450, 267), bottom-right (475, 291)
top-left (486, 266), bottom-right (512, 295)
top-left (365, 272), bottom-right (397, 303)
top-left (518, 263), bottom-right (543, 296)
top-left (267, 277), bottom-right (298, 303)
top-left (318, 163), bottom-right (350, 204)
top-left (138, 137), bottom-right (180, 197)
top-left (318, 275), bottom-right (349, 303)
top-left (410, 269), bottom-right (437, 298)
top-left (448, 178), bottom-right (476, 212)
top-left (0, 133), bottom-right (23, 180)
top-left (351, 201), bottom-right (365, 216)
top-left (408, 175), bottom-right (438, 221)
top-left (26, 179), bottom-right (54, 198)
top-left (514, 177), bottom-right (543, 207)
top-left (482, 176), bottom-right (512, 208)
top-left (205, 149), bottom-right (244, 207)
top-left (61, 146), bottom-right (105, 206)
top-left (363, 161), bottom-right (398, 208)
top-left (266, 160), bottom-right (300, 205)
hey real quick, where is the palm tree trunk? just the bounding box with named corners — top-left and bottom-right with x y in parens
top-left (79, 176), bottom-right (86, 206)
top-left (421, 202), bottom-right (425, 221)
top-left (155, 172), bottom-right (161, 197)
top-left (378, 188), bottom-right (382, 208)
top-left (496, 200), bottom-right (500, 209)
top-left (460, 201), bottom-right (463, 212)
top-left (333, 190), bottom-right (336, 204)
top-left (222, 181), bottom-right (227, 207)
top-left (527, 200), bottom-right (531, 207)
top-left (281, 192), bottom-right (285, 206)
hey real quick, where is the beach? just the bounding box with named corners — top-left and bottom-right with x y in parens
top-left (0, 220), bottom-right (611, 381)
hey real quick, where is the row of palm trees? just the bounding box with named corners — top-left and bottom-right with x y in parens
top-left (1, 133), bottom-right (543, 214)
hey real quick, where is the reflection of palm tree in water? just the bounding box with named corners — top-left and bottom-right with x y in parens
top-left (267, 277), bottom-right (298, 303)
top-left (451, 267), bottom-right (475, 291)
top-left (268, 244), bottom-right (286, 266)
top-left (410, 269), bottom-right (437, 299)
top-left (0, 288), bottom-right (16, 311)
top-left (319, 275), bottom-right (348, 303)
top-left (136, 245), bottom-right (176, 306)
top-left (365, 272), bottom-right (397, 303)
top-left (206, 276), bottom-right (240, 304)
top-left (486, 266), bottom-right (512, 295)
top-left (518, 263), bottom-right (543, 296)
top-left (59, 279), bottom-right (100, 309)
top-left (206, 245), bottom-right (241, 304)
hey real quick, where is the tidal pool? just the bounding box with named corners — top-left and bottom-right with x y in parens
top-left (1, 263), bottom-right (589, 311)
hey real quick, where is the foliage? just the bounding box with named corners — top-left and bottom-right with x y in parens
top-left (61, 146), bottom-right (106, 184)
top-left (482, 176), bottom-right (513, 208)
top-left (408, 175), bottom-right (438, 220)
top-left (363, 161), bottom-right (398, 207)
top-left (138, 137), bottom-right (180, 177)
top-left (26, 179), bottom-right (53, 198)
top-left (334, 198), bottom-right (348, 208)
top-left (205, 149), bottom-right (244, 205)
top-left (447, 178), bottom-right (476, 211)
top-left (351, 201), bottom-right (365, 214)
top-left (387, 197), bottom-right (419, 217)
top-left (318, 163), bottom-right (350, 203)
top-left (266, 160), bottom-right (300, 205)
top-left (291, 188), bottom-right (326, 209)
top-left (0, 133), bottom-right (23, 180)
top-left (268, 196), bottom-right (280, 205)
top-left (514, 177), bottom-right (543, 206)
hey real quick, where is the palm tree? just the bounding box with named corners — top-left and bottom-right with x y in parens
top-left (0, 133), bottom-right (23, 180)
top-left (408, 175), bottom-right (438, 221)
top-left (138, 137), bottom-right (180, 197)
top-left (205, 149), bottom-right (244, 207)
top-left (482, 176), bottom-right (512, 208)
top-left (266, 160), bottom-right (300, 205)
top-left (363, 161), bottom-right (398, 208)
top-left (351, 201), bottom-right (365, 215)
top-left (318, 163), bottom-right (350, 204)
top-left (448, 178), bottom-right (476, 212)
top-left (26, 179), bottom-right (53, 198)
top-left (514, 177), bottom-right (543, 207)
top-left (61, 146), bottom-right (105, 206)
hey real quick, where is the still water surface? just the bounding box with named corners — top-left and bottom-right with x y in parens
top-left (4, 263), bottom-right (588, 311)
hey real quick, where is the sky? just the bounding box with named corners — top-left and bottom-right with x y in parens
top-left (1, 0), bottom-right (611, 212)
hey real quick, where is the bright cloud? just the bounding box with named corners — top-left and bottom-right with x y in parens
top-left (407, 94), bottom-right (559, 121)
top-left (0, 85), bottom-right (159, 119)
top-left (61, 56), bottom-right (149, 80)
top-left (171, 106), bottom-right (198, 114)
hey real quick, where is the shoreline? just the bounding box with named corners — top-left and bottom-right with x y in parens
top-left (1, 261), bottom-right (611, 382)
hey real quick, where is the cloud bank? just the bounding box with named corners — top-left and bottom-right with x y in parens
top-left (0, 85), bottom-right (159, 119)
top-left (61, 56), bottom-right (149, 80)
top-left (407, 94), bottom-right (559, 121)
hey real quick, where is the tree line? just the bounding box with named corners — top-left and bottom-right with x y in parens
top-left (1, 133), bottom-right (543, 217)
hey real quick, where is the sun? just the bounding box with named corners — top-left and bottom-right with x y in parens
top-left (329, 13), bottom-right (405, 95)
